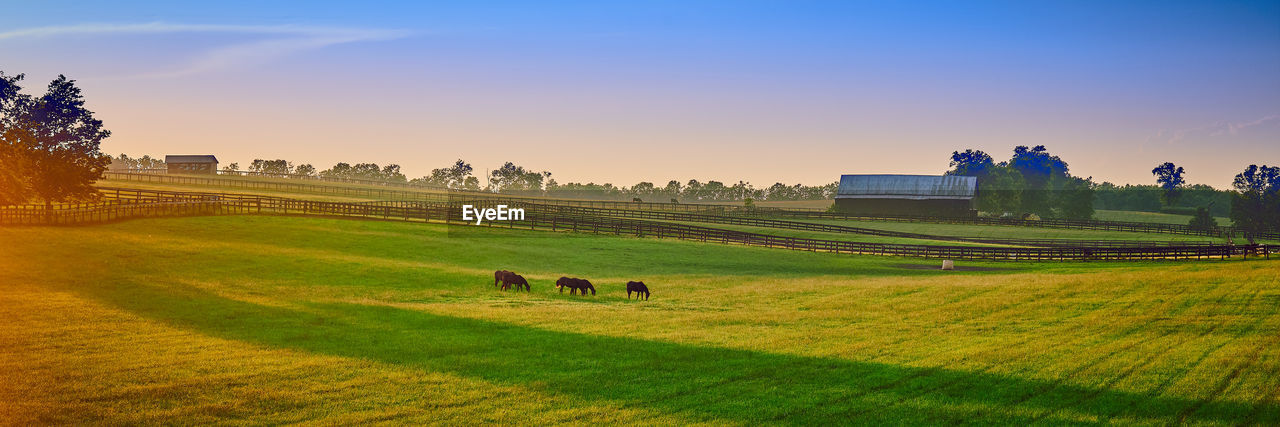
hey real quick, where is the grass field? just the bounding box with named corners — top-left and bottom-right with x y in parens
top-left (3, 215), bottom-right (1277, 424)
top-left (1095, 209), bottom-right (1233, 226)
top-left (799, 218), bottom-right (1234, 243)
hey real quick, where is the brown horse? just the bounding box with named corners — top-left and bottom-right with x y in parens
top-left (494, 270), bottom-right (510, 288)
top-left (626, 281), bottom-right (650, 300)
top-left (502, 273), bottom-right (530, 292)
top-left (555, 277), bottom-right (595, 295)
top-left (494, 270), bottom-right (528, 291)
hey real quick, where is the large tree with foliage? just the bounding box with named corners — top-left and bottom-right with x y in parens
top-left (0, 72), bottom-right (111, 206)
top-left (249, 159), bottom-right (293, 177)
top-left (1229, 164), bottom-right (1279, 235)
top-left (1007, 145), bottom-right (1069, 217)
top-left (414, 159), bottom-right (475, 189)
top-left (948, 149), bottom-right (995, 177)
top-left (114, 153), bottom-right (165, 171)
top-left (1151, 162), bottom-right (1186, 207)
top-left (488, 161), bottom-right (549, 193)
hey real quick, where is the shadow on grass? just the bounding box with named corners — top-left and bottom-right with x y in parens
top-left (77, 280), bottom-right (1274, 425)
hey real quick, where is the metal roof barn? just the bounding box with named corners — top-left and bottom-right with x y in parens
top-left (165, 155), bottom-right (219, 175)
top-left (836, 174), bottom-right (976, 200)
top-left (165, 155), bottom-right (219, 164)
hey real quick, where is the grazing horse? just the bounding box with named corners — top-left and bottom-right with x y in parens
top-left (626, 281), bottom-right (650, 300)
top-left (494, 270), bottom-right (511, 288)
top-left (502, 273), bottom-right (530, 292)
top-left (556, 277), bottom-right (595, 295)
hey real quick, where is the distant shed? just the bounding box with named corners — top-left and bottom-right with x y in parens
top-left (835, 174), bottom-right (976, 217)
top-left (165, 155), bottom-right (219, 175)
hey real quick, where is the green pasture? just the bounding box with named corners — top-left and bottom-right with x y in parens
top-left (2, 215), bottom-right (1277, 424)
top-left (798, 218), bottom-right (1237, 244)
top-left (1094, 209), bottom-right (1233, 226)
top-left (648, 219), bottom-right (1017, 247)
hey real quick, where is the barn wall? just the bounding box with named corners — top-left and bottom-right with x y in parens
top-left (834, 198), bottom-right (974, 217)
top-left (167, 163), bottom-right (217, 175)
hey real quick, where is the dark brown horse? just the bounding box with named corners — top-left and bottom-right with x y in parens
top-left (494, 270), bottom-right (528, 291)
top-left (626, 281), bottom-right (650, 300)
top-left (555, 277), bottom-right (595, 295)
top-left (494, 270), bottom-right (510, 288)
top-left (502, 273), bottom-right (530, 292)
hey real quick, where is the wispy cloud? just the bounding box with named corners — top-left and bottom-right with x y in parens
top-left (0, 22), bottom-right (413, 77)
top-left (1148, 114), bottom-right (1280, 144)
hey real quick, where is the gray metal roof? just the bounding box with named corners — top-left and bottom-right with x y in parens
top-left (836, 174), bottom-right (976, 200)
top-left (165, 155), bottom-right (219, 164)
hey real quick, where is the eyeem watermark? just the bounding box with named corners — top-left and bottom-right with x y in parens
top-left (461, 204), bottom-right (525, 225)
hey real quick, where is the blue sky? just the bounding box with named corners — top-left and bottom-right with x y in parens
top-left (1, 1), bottom-right (1277, 187)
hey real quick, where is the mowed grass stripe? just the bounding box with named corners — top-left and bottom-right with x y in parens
top-left (0, 282), bottom-right (706, 425)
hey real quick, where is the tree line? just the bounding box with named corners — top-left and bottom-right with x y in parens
top-left (945, 145), bottom-right (1094, 219)
top-left (109, 148), bottom-right (1279, 232)
top-left (110, 154), bottom-right (838, 202)
top-left (945, 145), bottom-right (1277, 234)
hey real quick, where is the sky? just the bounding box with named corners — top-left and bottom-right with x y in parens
top-left (1, 0), bottom-right (1277, 188)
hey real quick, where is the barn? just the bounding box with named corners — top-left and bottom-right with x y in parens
top-left (165, 155), bottom-right (219, 175)
top-left (834, 174), bottom-right (977, 217)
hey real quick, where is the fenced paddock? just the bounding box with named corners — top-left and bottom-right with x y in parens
top-left (4, 188), bottom-right (1274, 262)
top-left (100, 172), bottom-right (1280, 240)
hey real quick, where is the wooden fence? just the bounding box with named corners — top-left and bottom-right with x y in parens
top-left (470, 202), bottom-right (1221, 248)
top-left (0, 200), bottom-right (259, 225)
top-left (101, 172), bottom-right (1280, 239)
top-left (6, 189), bottom-right (1274, 261)
top-left (100, 173), bottom-right (729, 212)
top-left (92, 188), bottom-right (1262, 251)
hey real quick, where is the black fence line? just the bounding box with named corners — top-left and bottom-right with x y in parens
top-left (99, 173), bottom-right (731, 212)
top-left (91, 187), bottom-right (1259, 249)
top-left (4, 196), bottom-right (1273, 261)
top-left (480, 202), bottom-right (1221, 249)
top-left (99, 172), bottom-right (1280, 239)
top-left (255, 198), bottom-right (1270, 261)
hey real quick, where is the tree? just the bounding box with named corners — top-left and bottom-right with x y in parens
top-left (663, 180), bottom-right (682, 201)
top-left (461, 176), bottom-right (480, 191)
top-left (350, 163), bottom-right (382, 180)
top-left (293, 163), bottom-right (315, 177)
top-left (0, 72), bottom-right (31, 205)
top-left (973, 166), bottom-right (1024, 216)
top-left (1007, 145), bottom-right (1068, 217)
top-left (488, 161), bottom-right (548, 193)
top-left (1229, 164), bottom-right (1280, 235)
top-left (947, 149), bottom-right (995, 177)
top-left (1188, 207), bottom-right (1217, 231)
top-left (221, 162), bottom-right (239, 173)
top-left (319, 162), bottom-right (352, 178)
top-left (415, 159), bottom-right (473, 189)
top-left (0, 73), bottom-right (111, 206)
top-left (1052, 176), bottom-right (1095, 220)
top-left (1151, 162), bottom-right (1186, 207)
top-left (381, 164), bottom-right (406, 182)
top-left (249, 159), bottom-right (292, 177)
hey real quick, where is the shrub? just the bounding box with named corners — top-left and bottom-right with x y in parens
top-left (1188, 207), bottom-right (1218, 230)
